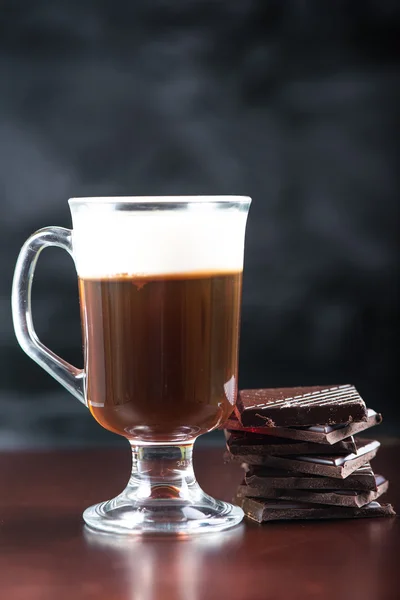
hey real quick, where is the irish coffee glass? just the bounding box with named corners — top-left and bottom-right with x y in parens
top-left (12, 196), bottom-right (251, 534)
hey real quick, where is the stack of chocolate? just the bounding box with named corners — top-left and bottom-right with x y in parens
top-left (224, 385), bottom-right (396, 523)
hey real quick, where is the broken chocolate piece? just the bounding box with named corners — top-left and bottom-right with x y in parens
top-left (225, 430), bottom-right (356, 456)
top-left (225, 438), bottom-right (380, 479)
top-left (236, 474), bottom-right (388, 507)
top-left (223, 408), bottom-right (381, 445)
top-left (245, 464), bottom-right (378, 491)
top-left (236, 498), bottom-right (396, 523)
top-left (235, 385), bottom-right (368, 428)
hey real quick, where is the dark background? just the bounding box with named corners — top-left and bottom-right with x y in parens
top-left (0, 1), bottom-right (399, 448)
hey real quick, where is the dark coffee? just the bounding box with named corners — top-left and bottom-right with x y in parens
top-left (79, 271), bottom-right (242, 442)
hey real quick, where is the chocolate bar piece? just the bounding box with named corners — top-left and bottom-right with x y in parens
top-left (245, 463), bottom-right (376, 491)
top-left (245, 464), bottom-right (378, 491)
top-left (236, 498), bottom-right (396, 523)
top-left (224, 408), bottom-right (381, 445)
top-left (236, 474), bottom-right (388, 507)
top-left (235, 385), bottom-right (368, 427)
top-left (225, 438), bottom-right (380, 479)
top-left (225, 430), bottom-right (356, 456)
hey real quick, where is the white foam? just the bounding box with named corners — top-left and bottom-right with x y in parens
top-left (69, 198), bottom-right (250, 278)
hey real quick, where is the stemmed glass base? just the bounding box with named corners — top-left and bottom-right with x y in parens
top-left (83, 443), bottom-right (243, 535)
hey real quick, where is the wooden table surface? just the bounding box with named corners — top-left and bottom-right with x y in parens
top-left (0, 443), bottom-right (399, 600)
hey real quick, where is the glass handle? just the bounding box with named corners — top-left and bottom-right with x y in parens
top-left (11, 226), bottom-right (86, 406)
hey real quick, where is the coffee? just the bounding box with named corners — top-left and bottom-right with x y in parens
top-left (79, 270), bottom-right (242, 442)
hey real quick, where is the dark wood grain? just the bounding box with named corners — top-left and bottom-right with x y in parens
top-left (0, 443), bottom-right (399, 600)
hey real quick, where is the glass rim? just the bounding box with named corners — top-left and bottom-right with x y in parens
top-left (69, 195), bottom-right (251, 206)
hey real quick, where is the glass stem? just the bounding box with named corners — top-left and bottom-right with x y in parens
top-left (127, 442), bottom-right (202, 502)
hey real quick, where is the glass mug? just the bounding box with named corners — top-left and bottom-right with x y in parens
top-left (12, 196), bottom-right (251, 534)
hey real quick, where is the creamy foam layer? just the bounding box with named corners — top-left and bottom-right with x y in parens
top-left (71, 204), bottom-right (249, 278)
